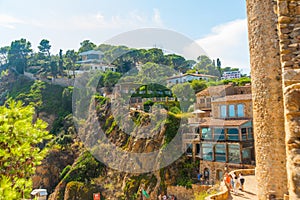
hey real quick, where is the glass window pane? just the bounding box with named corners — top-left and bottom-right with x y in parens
top-left (237, 104), bottom-right (244, 117)
top-left (202, 144), bottom-right (213, 161)
top-left (202, 128), bottom-right (212, 140)
top-left (228, 144), bottom-right (241, 164)
top-left (228, 128), bottom-right (239, 141)
top-left (220, 105), bottom-right (227, 118)
top-left (215, 144), bottom-right (226, 162)
top-left (186, 144), bottom-right (193, 155)
top-left (248, 128), bottom-right (253, 139)
top-left (242, 128), bottom-right (247, 140)
top-left (242, 149), bottom-right (251, 159)
top-left (214, 128), bottom-right (225, 141)
top-left (229, 105), bottom-right (235, 117)
top-left (196, 143), bottom-right (201, 157)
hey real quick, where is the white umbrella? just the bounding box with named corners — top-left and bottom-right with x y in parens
top-left (192, 109), bottom-right (206, 114)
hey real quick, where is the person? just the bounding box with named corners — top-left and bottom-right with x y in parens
top-left (224, 173), bottom-right (232, 190)
top-left (239, 173), bottom-right (245, 191)
top-left (229, 172), bottom-right (237, 192)
top-left (162, 194), bottom-right (167, 200)
top-left (233, 173), bottom-right (239, 195)
top-left (197, 173), bottom-right (202, 182)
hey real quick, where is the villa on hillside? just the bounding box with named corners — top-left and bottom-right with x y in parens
top-left (183, 84), bottom-right (255, 183)
top-left (166, 73), bottom-right (218, 85)
top-left (77, 50), bottom-right (117, 72)
top-left (221, 70), bottom-right (241, 80)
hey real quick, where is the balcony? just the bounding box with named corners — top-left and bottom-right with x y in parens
top-left (188, 118), bottom-right (204, 124)
top-left (182, 133), bottom-right (200, 142)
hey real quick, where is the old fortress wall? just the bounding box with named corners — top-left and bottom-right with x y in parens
top-left (246, 0), bottom-right (300, 199)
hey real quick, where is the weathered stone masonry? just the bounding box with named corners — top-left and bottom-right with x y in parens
top-left (246, 0), bottom-right (300, 199)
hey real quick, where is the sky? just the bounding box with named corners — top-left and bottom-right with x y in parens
top-left (0, 0), bottom-right (250, 74)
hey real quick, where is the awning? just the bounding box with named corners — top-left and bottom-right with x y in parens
top-left (192, 109), bottom-right (206, 114)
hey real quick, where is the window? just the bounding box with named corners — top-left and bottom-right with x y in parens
top-left (196, 143), bottom-right (201, 157)
top-left (248, 128), bottom-right (254, 139)
top-left (202, 144), bottom-right (213, 161)
top-left (201, 128), bottom-right (212, 140)
top-left (186, 144), bottom-right (193, 155)
top-left (228, 144), bottom-right (241, 164)
top-left (220, 105), bottom-right (227, 118)
top-left (215, 144), bottom-right (226, 162)
top-left (200, 99), bottom-right (205, 103)
top-left (242, 148), bottom-right (251, 159)
top-left (228, 128), bottom-right (239, 141)
top-left (237, 104), bottom-right (245, 117)
top-left (241, 128), bottom-right (247, 140)
top-left (207, 98), bottom-right (211, 103)
top-left (229, 105), bottom-right (235, 117)
top-left (214, 128), bottom-right (225, 141)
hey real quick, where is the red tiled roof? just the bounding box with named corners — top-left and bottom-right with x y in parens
top-left (196, 85), bottom-right (233, 97)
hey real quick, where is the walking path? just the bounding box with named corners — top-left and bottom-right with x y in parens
top-left (229, 175), bottom-right (258, 200)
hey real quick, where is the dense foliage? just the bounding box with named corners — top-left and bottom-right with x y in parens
top-left (0, 100), bottom-right (52, 199)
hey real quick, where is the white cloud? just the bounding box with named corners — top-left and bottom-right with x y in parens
top-left (0, 14), bottom-right (24, 29)
top-left (31, 9), bottom-right (164, 31)
top-left (152, 8), bottom-right (163, 27)
top-left (196, 19), bottom-right (250, 74)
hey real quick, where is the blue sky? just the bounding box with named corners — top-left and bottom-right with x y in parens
top-left (0, 0), bottom-right (250, 74)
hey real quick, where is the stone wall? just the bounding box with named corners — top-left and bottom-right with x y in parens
top-left (211, 100), bottom-right (252, 119)
top-left (167, 184), bottom-right (211, 200)
top-left (276, 0), bottom-right (300, 198)
top-left (246, 0), bottom-right (288, 199)
top-left (206, 169), bottom-right (255, 200)
top-left (199, 160), bottom-right (255, 184)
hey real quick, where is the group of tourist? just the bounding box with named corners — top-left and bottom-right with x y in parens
top-left (224, 172), bottom-right (245, 195)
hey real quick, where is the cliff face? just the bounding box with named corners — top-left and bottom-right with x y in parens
top-left (46, 98), bottom-right (197, 200)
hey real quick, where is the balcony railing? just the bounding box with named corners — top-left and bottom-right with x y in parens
top-left (182, 133), bottom-right (200, 142)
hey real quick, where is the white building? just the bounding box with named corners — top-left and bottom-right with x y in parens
top-left (221, 71), bottom-right (241, 80)
top-left (166, 73), bottom-right (218, 85)
top-left (77, 50), bottom-right (117, 72)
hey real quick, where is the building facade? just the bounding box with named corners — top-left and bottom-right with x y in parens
top-left (183, 85), bottom-right (255, 182)
top-left (77, 50), bottom-right (117, 72)
top-left (221, 71), bottom-right (241, 80)
top-left (167, 73), bottom-right (218, 85)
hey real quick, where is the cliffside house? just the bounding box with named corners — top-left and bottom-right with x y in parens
top-left (183, 84), bottom-right (255, 182)
top-left (77, 50), bottom-right (117, 72)
top-left (166, 73), bottom-right (218, 85)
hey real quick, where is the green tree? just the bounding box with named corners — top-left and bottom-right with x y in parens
top-left (0, 46), bottom-right (10, 66)
top-left (190, 79), bottom-right (207, 93)
top-left (103, 71), bottom-right (122, 91)
top-left (0, 100), bottom-right (52, 199)
top-left (38, 39), bottom-right (51, 58)
top-left (65, 50), bottom-right (78, 78)
top-left (17, 80), bottom-right (46, 116)
top-left (171, 82), bottom-right (195, 111)
top-left (58, 49), bottom-right (64, 76)
top-left (217, 58), bottom-right (222, 78)
top-left (8, 39), bottom-right (32, 74)
top-left (78, 40), bottom-right (96, 53)
top-left (138, 62), bottom-right (174, 83)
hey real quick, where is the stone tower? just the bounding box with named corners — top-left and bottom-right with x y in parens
top-left (246, 0), bottom-right (300, 199)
